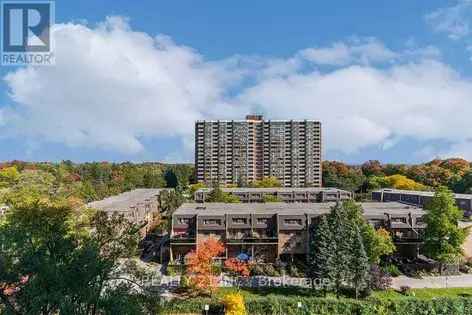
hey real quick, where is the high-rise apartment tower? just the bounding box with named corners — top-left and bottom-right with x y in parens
top-left (195, 115), bottom-right (322, 187)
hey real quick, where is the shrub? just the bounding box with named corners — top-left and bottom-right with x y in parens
top-left (166, 264), bottom-right (184, 276)
top-left (263, 264), bottom-right (280, 277)
top-left (222, 292), bottom-right (247, 315)
top-left (162, 295), bottom-right (472, 315)
top-left (180, 274), bottom-right (191, 290)
top-left (249, 264), bottom-right (265, 276)
top-left (369, 265), bottom-right (392, 290)
top-left (212, 264), bottom-right (223, 275)
top-left (383, 264), bottom-right (402, 277)
top-left (288, 264), bottom-right (303, 278)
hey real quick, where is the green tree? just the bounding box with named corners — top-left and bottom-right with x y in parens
top-left (206, 187), bottom-right (240, 203)
top-left (79, 180), bottom-right (98, 203)
top-left (143, 167), bottom-right (166, 188)
top-left (363, 228), bottom-right (396, 265)
top-left (0, 196), bottom-right (159, 314)
top-left (308, 215), bottom-right (334, 296)
top-left (309, 202), bottom-right (376, 297)
top-left (322, 161), bottom-right (365, 192)
top-left (365, 176), bottom-right (389, 191)
top-left (327, 203), bottom-right (354, 297)
top-left (453, 170), bottom-right (472, 194)
top-left (349, 227), bottom-right (370, 299)
top-left (0, 167), bottom-right (20, 188)
top-left (343, 200), bottom-right (395, 264)
top-left (423, 187), bottom-right (467, 270)
top-left (164, 165), bottom-right (194, 189)
top-left (250, 177), bottom-right (282, 188)
top-left (189, 183), bottom-right (207, 196)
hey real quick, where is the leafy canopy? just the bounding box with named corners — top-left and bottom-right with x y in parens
top-left (0, 194), bottom-right (159, 315)
top-left (423, 187), bottom-right (467, 264)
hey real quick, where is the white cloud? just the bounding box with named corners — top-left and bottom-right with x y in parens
top-left (238, 59), bottom-right (472, 158)
top-left (425, 0), bottom-right (472, 40)
top-left (3, 17), bottom-right (244, 154)
top-left (299, 38), bottom-right (397, 66)
top-left (4, 17), bottom-right (472, 160)
top-left (438, 140), bottom-right (472, 160)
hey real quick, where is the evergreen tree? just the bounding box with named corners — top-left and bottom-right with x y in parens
top-left (308, 215), bottom-right (335, 295)
top-left (327, 203), bottom-right (352, 297)
top-left (344, 200), bottom-right (395, 264)
top-left (349, 226), bottom-right (370, 299)
top-left (206, 186), bottom-right (226, 202)
top-left (308, 202), bottom-right (372, 298)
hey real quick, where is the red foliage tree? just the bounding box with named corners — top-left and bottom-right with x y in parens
top-left (185, 237), bottom-right (225, 295)
top-left (224, 258), bottom-right (250, 278)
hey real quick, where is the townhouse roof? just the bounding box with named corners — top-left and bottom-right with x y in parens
top-left (87, 188), bottom-right (166, 212)
top-left (195, 187), bottom-right (350, 194)
top-left (374, 188), bottom-right (472, 200)
top-left (174, 202), bottom-right (424, 217)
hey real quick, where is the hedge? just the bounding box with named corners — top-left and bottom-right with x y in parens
top-left (162, 296), bottom-right (472, 315)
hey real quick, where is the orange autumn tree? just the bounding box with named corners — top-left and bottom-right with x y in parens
top-left (224, 258), bottom-right (250, 278)
top-left (185, 237), bottom-right (225, 295)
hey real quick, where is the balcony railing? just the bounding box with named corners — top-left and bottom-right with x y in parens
top-left (226, 237), bottom-right (278, 244)
top-left (171, 236), bottom-right (196, 244)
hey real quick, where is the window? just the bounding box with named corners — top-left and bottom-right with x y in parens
top-left (203, 219), bottom-right (222, 225)
top-left (233, 217), bottom-right (247, 224)
top-left (285, 219), bottom-right (302, 225)
top-left (392, 217), bottom-right (407, 224)
top-left (416, 217), bottom-right (424, 225)
top-left (178, 218), bottom-right (190, 224)
top-left (257, 218), bottom-right (268, 224)
top-left (368, 219), bottom-right (383, 228)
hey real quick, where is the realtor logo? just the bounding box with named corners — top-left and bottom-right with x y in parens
top-left (1, 1), bottom-right (55, 65)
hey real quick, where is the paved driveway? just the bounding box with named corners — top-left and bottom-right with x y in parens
top-left (391, 274), bottom-right (472, 289)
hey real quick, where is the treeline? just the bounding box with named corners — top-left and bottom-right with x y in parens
top-left (323, 158), bottom-right (472, 193)
top-left (0, 161), bottom-right (194, 204)
top-left (2, 157), bottom-right (472, 206)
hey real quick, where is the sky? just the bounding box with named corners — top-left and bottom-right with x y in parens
top-left (1, 0), bottom-right (472, 164)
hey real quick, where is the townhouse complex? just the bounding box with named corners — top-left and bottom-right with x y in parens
top-left (372, 188), bottom-right (472, 216)
top-left (87, 188), bottom-right (166, 234)
top-left (195, 115), bottom-right (322, 187)
top-left (194, 187), bottom-right (352, 203)
top-left (170, 202), bottom-right (424, 263)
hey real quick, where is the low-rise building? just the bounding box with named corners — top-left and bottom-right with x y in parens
top-left (372, 188), bottom-right (472, 216)
top-left (87, 189), bottom-right (166, 234)
top-left (194, 187), bottom-right (352, 203)
top-left (170, 202), bottom-right (424, 263)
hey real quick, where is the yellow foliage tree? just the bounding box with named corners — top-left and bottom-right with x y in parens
top-left (223, 292), bottom-right (246, 315)
top-left (385, 174), bottom-right (426, 191)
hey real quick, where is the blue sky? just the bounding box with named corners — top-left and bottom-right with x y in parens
top-left (1, 0), bottom-right (472, 164)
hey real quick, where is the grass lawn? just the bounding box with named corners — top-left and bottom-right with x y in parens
top-left (215, 286), bottom-right (472, 300)
top-left (372, 287), bottom-right (472, 300)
